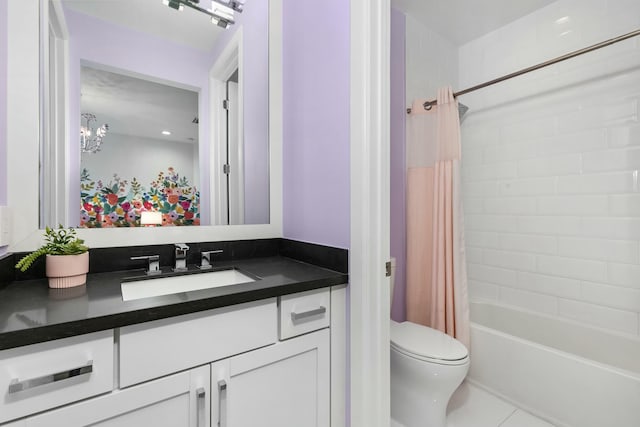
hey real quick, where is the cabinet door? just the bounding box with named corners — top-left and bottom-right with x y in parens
top-left (211, 329), bottom-right (330, 427)
top-left (26, 365), bottom-right (210, 427)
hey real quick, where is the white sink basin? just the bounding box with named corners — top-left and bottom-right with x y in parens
top-left (121, 269), bottom-right (256, 301)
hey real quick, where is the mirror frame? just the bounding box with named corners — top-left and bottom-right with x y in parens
top-left (7, 0), bottom-right (282, 251)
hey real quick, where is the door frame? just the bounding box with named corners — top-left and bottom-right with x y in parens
top-left (350, 0), bottom-right (391, 426)
top-left (41, 0), bottom-right (70, 228)
top-left (226, 79), bottom-right (244, 224)
top-left (209, 28), bottom-right (244, 226)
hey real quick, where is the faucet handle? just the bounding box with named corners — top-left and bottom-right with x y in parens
top-left (131, 255), bottom-right (161, 276)
top-left (173, 244), bottom-right (190, 272)
top-left (174, 243), bottom-right (190, 253)
top-left (199, 250), bottom-right (223, 270)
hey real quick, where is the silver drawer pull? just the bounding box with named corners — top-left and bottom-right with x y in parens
top-left (8, 360), bottom-right (93, 394)
top-left (291, 306), bottom-right (326, 322)
top-left (218, 379), bottom-right (227, 427)
top-left (196, 387), bottom-right (206, 427)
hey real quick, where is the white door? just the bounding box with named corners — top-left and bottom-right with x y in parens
top-left (26, 366), bottom-right (210, 427)
top-left (227, 79), bottom-right (244, 225)
top-left (211, 329), bottom-right (330, 427)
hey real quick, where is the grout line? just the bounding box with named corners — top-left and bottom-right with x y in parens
top-left (497, 408), bottom-right (519, 427)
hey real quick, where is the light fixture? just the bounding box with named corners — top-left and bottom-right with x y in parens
top-left (162, 0), bottom-right (184, 11)
top-left (162, 0), bottom-right (244, 28)
top-left (212, 0), bottom-right (245, 13)
top-left (80, 113), bottom-right (108, 153)
top-left (140, 211), bottom-right (163, 227)
top-left (162, 130), bottom-right (172, 135)
top-left (212, 3), bottom-right (234, 20)
top-left (211, 16), bottom-right (226, 28)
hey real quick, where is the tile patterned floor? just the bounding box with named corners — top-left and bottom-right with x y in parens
top-left (391, 381), bottom-right (555, 427)
top-left (447, 382), bottom-right (555, 427)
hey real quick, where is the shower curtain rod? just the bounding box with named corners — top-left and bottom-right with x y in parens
top-left (407, 27), bottom-right (640, 114)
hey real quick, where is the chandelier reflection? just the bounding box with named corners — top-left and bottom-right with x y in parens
top-left (80, 113), bottom-right (109, 153)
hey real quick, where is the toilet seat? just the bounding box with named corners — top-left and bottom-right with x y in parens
top-left (390, 321), bottom-right (469, 365)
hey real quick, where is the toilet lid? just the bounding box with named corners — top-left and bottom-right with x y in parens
top-left (390, 321), bottom-right (468, 362)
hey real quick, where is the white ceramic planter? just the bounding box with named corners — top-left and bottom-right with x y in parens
top-left (45, 252), bottom-right (89, 288)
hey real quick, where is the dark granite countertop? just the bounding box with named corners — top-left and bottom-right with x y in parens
top-left (0, 256), bottom-right (348, 350)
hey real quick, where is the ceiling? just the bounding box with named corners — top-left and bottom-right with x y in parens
top-left (392, 0), bottom-right (557, 45)
top-left (81, 66), bottom-right (199, 144)
top-left (63, 0), bottom-right (225, 51)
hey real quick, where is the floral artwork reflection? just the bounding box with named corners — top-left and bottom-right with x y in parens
top-left (80, 167), bottom-right (200, 227)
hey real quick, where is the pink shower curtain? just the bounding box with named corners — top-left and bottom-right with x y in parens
top-left (405, 87), bottom-right (470, 349)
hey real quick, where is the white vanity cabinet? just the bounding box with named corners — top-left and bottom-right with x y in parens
top-left (0, 330), bottom-right (114, 424)
top-left (0, 285), bottom-right (345, 427)
top-left (118, 298), bottom-right (279, 388)
top-left (279, 288), bottom-right (331, 339)
top-left (211, 327), bottom-right (330, 427)
top-left (24, 365), bottom-right (210, 427)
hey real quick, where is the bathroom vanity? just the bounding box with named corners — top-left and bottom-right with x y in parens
top-left (0, 244), bottom-right (348, 427)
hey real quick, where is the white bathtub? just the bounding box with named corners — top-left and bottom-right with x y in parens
top-left (468, 301), bottom-right (640, 427)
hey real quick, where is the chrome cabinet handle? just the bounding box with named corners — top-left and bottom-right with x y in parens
top-left (217, 379), bottom-right (227, 427)
top-left (291, 306), bottom-right (326, 322)
top-left (196, 387), bottom-right (206, 427)
top-left (8, 360), bottom-right (93, 394)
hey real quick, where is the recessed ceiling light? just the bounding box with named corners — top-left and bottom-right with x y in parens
top-left (162, 0), bottom-right (184, 12)
top-left (162, 130), bottom-right (172, 135)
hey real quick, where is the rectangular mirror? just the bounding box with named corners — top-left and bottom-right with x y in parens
top-left (4, 0), bottom-right (281, 251)
top-left (42, 0), bottom-right (272, 231)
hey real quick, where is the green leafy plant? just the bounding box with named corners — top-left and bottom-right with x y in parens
top-left (15, 225), bottom-right (89, 272)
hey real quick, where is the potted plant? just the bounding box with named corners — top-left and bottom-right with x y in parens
top-left (16, 225), bottom-right (90, 288)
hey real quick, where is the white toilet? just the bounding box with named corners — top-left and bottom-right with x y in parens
top-left (389, 259), bottom-right (470, 427)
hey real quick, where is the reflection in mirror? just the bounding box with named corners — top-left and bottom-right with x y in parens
top-left (42, 0), bottom-right (270, 230)
top-left (225, 69), bottom-right (243, 225)
top-left (79, 66), bottom-right (200, 228)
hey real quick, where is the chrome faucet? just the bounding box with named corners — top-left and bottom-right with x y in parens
top-left (173, 243), bottom-right (189, 272)
top-left (198, 249), bottom-right (223, 270)
top-left (130, 255), bottom-right (161, 276)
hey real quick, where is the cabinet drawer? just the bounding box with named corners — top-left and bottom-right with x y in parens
top-left (119, 298), bottom-right (277, 387)
top-left (25, 366), bottom-right (209, 427)
top-left (0, 330), bottom-right (114, 424)
top-left (279, 288), bottom-right (330, 340)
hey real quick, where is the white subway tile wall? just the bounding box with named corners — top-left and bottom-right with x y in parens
top-left (405, 14), bottom-right (459, 106)
top-left (459, 0), bottom-right (640, 335)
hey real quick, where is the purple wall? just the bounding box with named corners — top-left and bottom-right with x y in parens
top-left (282, 0), bottom-right (350, 249)
top-left (64, 8), bottom-right (211, 225)
top-left (208, 1), bottom-right (270, 224)
top-left (390, 8), bottom-right (406, 321)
